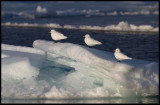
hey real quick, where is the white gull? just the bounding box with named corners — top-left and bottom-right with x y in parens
top-left (49, 29), bottom-right (67, 42)
top-left (84, 34), bottom-right (102, 47)
top-left (114, 48), bottom-right (132, 62)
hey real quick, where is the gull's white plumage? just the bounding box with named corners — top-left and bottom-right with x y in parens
top-left (114, 48), bottom-right (132, 62)
top-left (50, 29), bottom-right (67, 41)
top-left (84, 34), bottom-right (102, 46)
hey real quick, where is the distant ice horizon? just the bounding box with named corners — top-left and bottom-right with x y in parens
top-left (2, 21), bottom-right (159, 33)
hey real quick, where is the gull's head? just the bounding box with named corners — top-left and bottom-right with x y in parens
top-left (49, 29), bottom-right (55, 33)
top-left (115, 48), bottom-right (120, 53)
top-left (84, 34), bottom-right (90, 38)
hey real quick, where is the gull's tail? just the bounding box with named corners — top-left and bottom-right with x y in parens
top-left (97, 41), bottom-right (102, 45)
top-left (62, 36), bottom-right (68, 39)
top-left (126, 57), bottom-right (132, 60)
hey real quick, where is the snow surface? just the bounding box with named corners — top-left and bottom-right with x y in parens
top-left (1, 40), bottom-right (159, 99)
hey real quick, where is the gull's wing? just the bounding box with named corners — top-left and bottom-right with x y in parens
top-left (89, 37), bottom-right (102, 44)
top-left (52, 31), bottom-right (67, 38)
top-left (117, 52), bottom-right (132, 59)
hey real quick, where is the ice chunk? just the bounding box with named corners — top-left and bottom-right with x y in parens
top-left (1, 45), bottom-right (50, 98)
top-left (2, 77), bottom-right (50, 99)
top-left (2, 44), bottom-right (45, 67)
top-left (1, 41), bottom-right (159, 99)
top-left (2, 57), bottom-right (39, 81)
top-left (1, 53), bottom-right (10, 58)
top-left (79, 87), bottom-right (109, 98)
top-left (33, 40), bottom-right (159, 95)
top-left (45, 86), bottom-right (74, 99)
top-left (36, 5), bottom-right (47, 13)
top-left (2, 44), bottom-right (44, 55)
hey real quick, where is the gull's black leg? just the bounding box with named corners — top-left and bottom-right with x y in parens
top-left (117, 60), bottom-right (121, 63)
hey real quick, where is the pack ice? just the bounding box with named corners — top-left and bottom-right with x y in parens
top-left (1, 40), bottom-right (159, 99)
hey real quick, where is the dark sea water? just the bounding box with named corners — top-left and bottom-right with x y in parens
top-left (1, 1), bottom-right (159, 104)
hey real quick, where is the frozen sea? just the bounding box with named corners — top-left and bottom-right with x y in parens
top-left (1, 1), bottom-right (159, 104)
